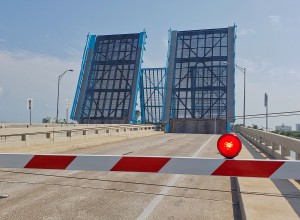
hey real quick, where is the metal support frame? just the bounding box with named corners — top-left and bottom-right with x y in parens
top-left (131, 31), bottom-right (147, 123)
top-left (170, 28), bottom-right (230, 120)
top-left (140, 68), bottom-right (166, 124)
top-left (72, 32), bottom-right (145, 124)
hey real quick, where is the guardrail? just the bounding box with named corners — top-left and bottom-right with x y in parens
top-left (238, 127), bottom-right (300, 160)
top-left (0, 124), bottom-right (159, 147)
top-left (0, 123), bottom-right (124, 129)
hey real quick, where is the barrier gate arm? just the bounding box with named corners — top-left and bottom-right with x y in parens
top-left (0, 153), bottom-right (299, 179)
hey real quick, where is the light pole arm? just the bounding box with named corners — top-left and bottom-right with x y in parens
top-left (59, 69), bottom-right (73, 79)
top-left (235, 64), bottom-right (246, 74)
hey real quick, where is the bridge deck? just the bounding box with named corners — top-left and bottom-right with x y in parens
top-left (0, 133), bottom-right (299, 219)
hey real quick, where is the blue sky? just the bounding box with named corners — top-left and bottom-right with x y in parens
top-left (0, 0), bottom-right (300, 129)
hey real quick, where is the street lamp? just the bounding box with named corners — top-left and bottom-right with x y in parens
top-left (56, 69), bottom-right (73, 123)
top-left (222, 62), bottom-right (246, 127)
top-left (234, 65), bottom-right (246, 127)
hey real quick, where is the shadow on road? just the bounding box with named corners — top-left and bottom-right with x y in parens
top-left (237, 134), bottom-right (300, 217)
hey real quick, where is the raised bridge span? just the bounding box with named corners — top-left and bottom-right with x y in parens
top-left (0, 125), bottom-right (299, 219)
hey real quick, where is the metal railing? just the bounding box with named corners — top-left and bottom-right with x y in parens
top-left (0, 123), bottom-right (120, 129)
top-left (239, 127), bottom-right (300, 160)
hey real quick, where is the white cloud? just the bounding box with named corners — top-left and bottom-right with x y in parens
top-left (142, 56), bottom-right (166, 68)
top-left (0, 86), bottom-right (4, 96)
top-left (65, 47), bottom-right (83, 58)
top-left (238, 28), bottom-right (256, 36)
top-left (234, 58), bottom-right (300, 129)
top-left (0, 50), bottom-right (81, 122)
top-left (142, 38), bottom-right (169, 68)
top-left (237, 58), bottom-right (300, 84)
top-left (268, 15), bottom-right (282, 30)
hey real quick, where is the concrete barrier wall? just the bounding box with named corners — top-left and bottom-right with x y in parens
top-left (0, 123), bottom-right (126, 129)
top-left (239, 127), bottom-right (300, 160)
top-left (0, 124), bottom-right (159, 147)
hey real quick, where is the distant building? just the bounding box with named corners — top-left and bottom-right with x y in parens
top-left (275, 124), bottom-right (292, 132)
top-left (296, 124), bottom-right (300, 132)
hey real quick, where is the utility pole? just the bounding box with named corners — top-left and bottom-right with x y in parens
top-left (66, 97), bottom-right (70, 125)
top-left (264, 93), bottom-right (268, 131)
top-left (27, 98), bottom-right (33, 125)
top-left (243, 68), bottom-right (246, 127)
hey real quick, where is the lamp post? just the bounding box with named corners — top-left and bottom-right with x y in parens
top-left (56, 69), bottom-right (73, 123)
top-left (235, 65), bottom-right (246, 127)
top-left (222, 62), bottom-right (246, 127)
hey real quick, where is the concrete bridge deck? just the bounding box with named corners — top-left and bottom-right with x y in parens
top-left (0, 132), bottom-right (299, 219)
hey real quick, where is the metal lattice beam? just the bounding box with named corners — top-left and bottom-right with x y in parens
top-left (140, 68), bottom-right (166, 124)
top-left (72, 32), bottom-right (146, 124)
top-left (169, 28), bottom-right (231, 120)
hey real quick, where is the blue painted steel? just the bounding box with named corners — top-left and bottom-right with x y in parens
top-left (227, 122), bottom-right (231, 133)
top-left (162, 29), bottom-right (172, 122)
top-left (131, 31), bottom-right (146, 124)
top-left (170, 28), bottom-right (229, 120)
top-left (233, 24), bottom-right (237, 123)
top-left (76, 32), bottom-right (145, 124)
top-left (164, 29), bottom-right (174, 132)
top-left (76, 35), bottom-right (96, 121)
top-left (71, 34), bottom-right (96, 120)
top-left (140, 73), bottom-right (146, 124)
top-left (165, 122), bottom-right (170, 132)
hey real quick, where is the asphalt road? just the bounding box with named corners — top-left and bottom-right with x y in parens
top-left (0, 133), bottom-right (237, 220)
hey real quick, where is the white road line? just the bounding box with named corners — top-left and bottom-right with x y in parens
top-left (137, 135), bottom-right (215, 220)
top-left (192, 135), bottom-right (215, 157)
top-left (67, 171), bottom-right (81, 175)
top-left (137, 174), bottom-right (180, 220)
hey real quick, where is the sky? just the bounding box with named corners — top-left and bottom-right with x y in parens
top-left (0, 0), bottom-right (300, 130)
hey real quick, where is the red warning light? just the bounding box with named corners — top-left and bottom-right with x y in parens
top-left (217, 134), bottom-right (242, 159)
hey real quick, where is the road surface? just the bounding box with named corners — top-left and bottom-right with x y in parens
top-left (0, 133), bottom-right (238, 220)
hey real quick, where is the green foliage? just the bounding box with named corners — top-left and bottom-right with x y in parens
top-left (42, 117), bottom-right (71, 124)
top-left (42, 117), bottom-right (52, 123)
top-left (273, 130), bottom-right (300, 139)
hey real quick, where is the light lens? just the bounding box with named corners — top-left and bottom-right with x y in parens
top-left (217, 134), bottom-right (242, 159)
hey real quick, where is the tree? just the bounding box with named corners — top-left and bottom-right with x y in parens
top-left (42, 117), bottom-right (52, 123)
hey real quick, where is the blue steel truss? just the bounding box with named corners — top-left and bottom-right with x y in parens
top-left (140, 68), bottom-right (166, 124)
top-left (132, 31), bottom-right (147, 123)
top-left (72, 32), bottom-right (146, 124)
top-left (71, 34), bottom-right (96, 121)
top-left (170, 28), bottom-right (229, 120)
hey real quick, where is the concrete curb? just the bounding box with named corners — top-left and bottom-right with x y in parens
top-left (235, 177), bottom-right (247, 220)
top-left (235, 133), bottom-right (300, 220)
